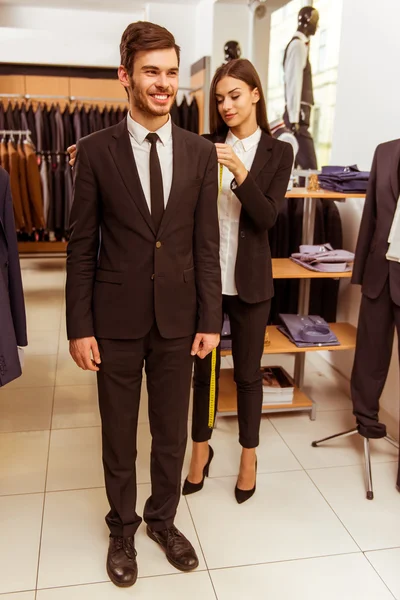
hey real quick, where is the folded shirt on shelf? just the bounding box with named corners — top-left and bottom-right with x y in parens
top-left (278, 314), bottom-right (340, 348)
top-left (290, 243), bottom-right (354, 272)
top-left (318, 165), bottom-right (369, 193)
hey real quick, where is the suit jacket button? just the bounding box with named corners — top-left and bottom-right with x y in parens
top-left (240, 231), bottom-right (245, 238)
top-left (151, 274), bottom-right (155, 280)
top-left (156, 241), bottom-right (162, 249)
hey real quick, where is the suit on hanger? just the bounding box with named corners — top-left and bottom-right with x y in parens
top-left (351, 139), bottom-right (400, 471)
top-left (66, 117), bottom-right (221, 537)
top-left (0, 166), bottom-right (27, 387)
top-left (18, 142), bottom-right (33, 232)
top-left (178, 96), bottom-right (189, 131)
top-left (189, 97), bottom-right (199, 134)
top-left (24, 142), bottom-right (45, 230)
top-left (8, 140), bottom-right (25, 230)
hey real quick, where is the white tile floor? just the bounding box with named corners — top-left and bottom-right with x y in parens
top-left (1, 258), bottom-right (399, 598)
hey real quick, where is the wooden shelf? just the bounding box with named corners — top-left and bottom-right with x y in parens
top-left (221, 322), bottom-right (357, 357)
top-left (272, 258), bottom-right (352, 279)
top-left (18, 242), bottom-right (67, 254)
top-left (218, 368), bottom-right (313, 415)
top-left (285, 187), bottom-right (366, 199)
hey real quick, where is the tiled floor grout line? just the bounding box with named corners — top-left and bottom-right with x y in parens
top-left (268, 415), bottom-right (366, 553)
top-left (183, 495), bottom-right (219, 599)
top-left (364, 553), bottom-right (397, 600)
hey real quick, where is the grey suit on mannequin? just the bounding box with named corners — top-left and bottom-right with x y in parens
top-left (351, 139), bottom-right (400, 486)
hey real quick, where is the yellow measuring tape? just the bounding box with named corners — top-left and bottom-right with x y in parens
top-left (207, 164), bottom-right (224, 429)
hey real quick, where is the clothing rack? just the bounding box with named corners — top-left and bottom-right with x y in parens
top-left (0, 129), bottom-right (31, 136)
top-left (0, 87), bottom-right (203, 103)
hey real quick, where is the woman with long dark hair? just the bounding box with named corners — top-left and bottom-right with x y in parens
top-left (183, 59), bottom-right (293, 503)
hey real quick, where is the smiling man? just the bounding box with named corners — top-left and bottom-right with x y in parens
top-left (66, 22), bottom-right (222, 588)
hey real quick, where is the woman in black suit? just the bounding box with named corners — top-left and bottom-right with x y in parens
top-left (183, 59), bottom-right (293, 503)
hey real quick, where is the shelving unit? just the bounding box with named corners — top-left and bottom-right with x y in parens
top-left (217, 189), bottom-right (365, 422)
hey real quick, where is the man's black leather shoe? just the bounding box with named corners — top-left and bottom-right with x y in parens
top-left (147, 525), bottom-right (199, 571)
top-left (107, 535), bottom-right (138, 587)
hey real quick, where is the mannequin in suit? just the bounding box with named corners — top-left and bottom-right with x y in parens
top-left (283, 5), bottom-right (319, 170)
top-left (66, 21), bottom-right (221, 588)
top-left (351, 140), bottom-right (400, 487)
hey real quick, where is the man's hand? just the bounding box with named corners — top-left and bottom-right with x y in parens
top-left (290, 122), bottom-right (300, 134)
top-left (69, 337), bottom-right (101, 371)
top-left (191, 333), bottom-right (220, 359)
top-left (67, 144), bottom-right (77, 167)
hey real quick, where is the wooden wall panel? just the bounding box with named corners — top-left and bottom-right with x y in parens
top-left (69, 78), bottom-right (127, 107)
top-left (190, 69), bottom-right (206, 134)
top-left (25, 75), bottom-right (70, 98)
top-left (0, 75), bottom-right (25, 94)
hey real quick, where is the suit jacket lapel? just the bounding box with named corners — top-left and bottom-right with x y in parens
top-left (109, 117), bottom-right (156, 236)
top-left (157, 124), bottom-right (187, 238)
top-left (249, 131), bottom-right (273, 180)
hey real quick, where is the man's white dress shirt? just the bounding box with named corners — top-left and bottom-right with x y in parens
top-left (127, 112), bottom-right (173, 209)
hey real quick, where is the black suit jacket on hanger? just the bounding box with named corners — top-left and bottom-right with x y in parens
top-left (66, 118), bottom-right (222, 341)
top-left (352, 139), bottom-right (400, 305)
top-left (205, 131), bottom-right (293, 303)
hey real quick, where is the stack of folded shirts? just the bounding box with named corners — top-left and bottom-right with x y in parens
top-left (318, 165), bottom-right (369, 193)
top-left (261, 366), bottom-right (294, 404)
top-left (278, 313), bottom-right (340, 348)
top-left (290, 243), bottom-right (354, 273)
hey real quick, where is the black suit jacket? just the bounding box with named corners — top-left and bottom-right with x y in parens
top-left (352, 139), bottom-right (400, 305)
top-left (205, 131), bottom-right (293, 303)
top-left (66, 118), bottom-right (222, 340)
top-left (0, 167), bottom-right (27, 386)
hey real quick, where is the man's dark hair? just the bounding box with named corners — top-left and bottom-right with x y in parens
top-left (120, 21), bottom-right (181, 76)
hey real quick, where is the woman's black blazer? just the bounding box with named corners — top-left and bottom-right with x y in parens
top-left (204, 131), bottom-right (293, 303)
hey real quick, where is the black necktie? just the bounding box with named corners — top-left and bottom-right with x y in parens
top-left (146, 133), bottom-right (164, 232)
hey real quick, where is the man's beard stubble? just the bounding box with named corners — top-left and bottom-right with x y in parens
top-left (129, 77), bottom-right (175, 117)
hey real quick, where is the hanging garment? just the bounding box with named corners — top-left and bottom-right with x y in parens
top-left (17, 142), bottom-right (33, 232)
top-left (189, 97), bottom-right (199, 134)
top-left (24, 142), bottom-right (44, 229)
top-left (80, 106), bottom-right (89, 138)
top-left (102, 106), bottom-right (110, 130)
top-left (63, 105), bottom-right (75, 150)
top-left (1, 140), bottom-right (9, 173)
top-left (42, 104), bottom-right (52, 152)
top-left (73, 106), bottom-right (82, 141)
top-left (178, 96), bottom-right (190, 130)
top-left (5, 103), bottom-right (15, 130)
top-left (35, 104), bottom-right (43, 152)
top-left (0, 166), bottom-right (27, 386)
top-left (88, 106), bottom-right (97, 134)
top-left (54, 105), bottom-right (64, 153)
top-left (94, 106), bottom-right (103, 132)
top-left (12, 104), bottom-right (22, 130)
top-left (8, 140), bottom-right (25, 230)
top-left (40, 155), bottom-right (50, 227)
top-left (26, 104), bottom-right (37, 149)
top-left (170, 101), bottom-right (180, 126)
top-left (0, 104), bottom-right (4, 130)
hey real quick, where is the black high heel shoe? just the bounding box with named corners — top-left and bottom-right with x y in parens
top-left (182, 446), bottom-right (214, 496)
top-left (235, 458), bottom-right (257, 504)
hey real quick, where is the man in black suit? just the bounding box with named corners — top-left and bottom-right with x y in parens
top-left (66, 21), bottom-right (222, 588)
top-left (351, 140), bottom-right (400, 471)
